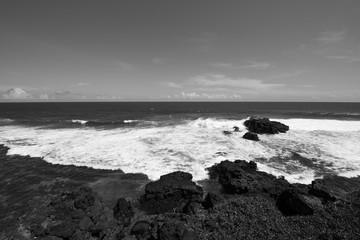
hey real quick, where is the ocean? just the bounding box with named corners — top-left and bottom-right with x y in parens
top-left (1, 102), bottom-right (360, 184)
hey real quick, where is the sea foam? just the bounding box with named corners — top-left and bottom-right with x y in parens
top-left (0, 118), bottom-right (360, 184)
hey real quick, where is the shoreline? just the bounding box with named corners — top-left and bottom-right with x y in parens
top-left (1, 144), bottom-right (360, 239)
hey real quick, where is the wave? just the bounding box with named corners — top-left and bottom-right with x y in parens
top-left (69, 119), bottom-right (141, 127)
top-left (0, 118), bottom-right (14, 123)
top-left (1, 117), bottom-right (360, 184)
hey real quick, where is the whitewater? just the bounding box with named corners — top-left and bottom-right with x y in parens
top-left (1, 117), bottom-right (360, 184)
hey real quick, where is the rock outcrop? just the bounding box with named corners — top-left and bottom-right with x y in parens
top-left (243, 132), bottom-right (259, 141)
top-left (140, 171), bottom-right (203, 214)
top-left (244, 117), bottom-right (289, 134)
top-left (207, 160), bottom-right (291, 197)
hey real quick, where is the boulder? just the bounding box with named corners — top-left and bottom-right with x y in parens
top-left (244, 117), bottom-right (289, 134)
top-left (243, 132), bottom-right (259, 141)
top-left (207, 160), bottom-right (291, 197)
top-left (113, 198), bottom-right (134, 226)
top-left (158, 217), bottom-right (197, 240)
top-left (140, 171), bottom-right (203, 214)
top-left (276, 189), bottom-right (314, 216)
top-left (131, 221), bottom-right (151, 240)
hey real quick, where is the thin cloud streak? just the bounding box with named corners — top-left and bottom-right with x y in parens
top-left (315, 31), bottom-right (346, 44)
top-left (188, 74), bottom-right (283, 90)
top-left (211, 61), bottom-right (273, 70)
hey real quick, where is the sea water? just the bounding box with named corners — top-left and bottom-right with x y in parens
top-left (0, 102), bottom-right (359, 184)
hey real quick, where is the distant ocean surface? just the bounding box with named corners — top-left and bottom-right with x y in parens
top-left (1, 102), bottom-right (360, 184)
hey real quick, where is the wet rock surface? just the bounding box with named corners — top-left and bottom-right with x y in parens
top-left (243, 132), bottom-right (259, 141)
top-left (244, 117), bottom-right (289, 134)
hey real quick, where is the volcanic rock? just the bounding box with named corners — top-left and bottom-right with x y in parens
top-left (244, 117), bottom-right (289, 134)
top-left (140, 171), bottom-right (203, 214)
top-left (207, 160), bottom-right (291, 197)
top-left (276, 189), bottom-right (314, 216)
top-left (243, 132), bottom-right (259, 141)
top-left (113, 198), bottom-right (134, 226)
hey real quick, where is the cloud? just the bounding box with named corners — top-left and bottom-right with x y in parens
top-left (270, 70), bottom-right (307, 79)
top-left (315, 31), bottom-right (346, 44)
top-left (160, 82), bottom-right (182, 88)
top-left (173, 92), bottom-right (241, 100)
top-left (188, 74), bottom-right (283, 90)
top-left (212, 61), bottom-right (273, 70)
top-left (326, 55), bottom-right (360, 62)
top-left (152, 58), bottom-right (167, 64)
top-left (2, 88), bottom-right (32, 99)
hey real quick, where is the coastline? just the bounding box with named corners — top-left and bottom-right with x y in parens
top-left (1, 143), bottom-right (360, 239)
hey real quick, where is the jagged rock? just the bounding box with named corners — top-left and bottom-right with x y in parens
top-left (140, 171), bottom-right (203, 214)
top-left (207, 160), bottom-right (291, 197)
top-left (243, 132), bottom-right (259, 141)
top-left (244, 117), bottom-right (289, 134)
top-left (276, 189), bottom-right (314, 216)
top-left (113, 198), bottom-right (134, 226)
top-left (74, 187), bottom-right (95, 210)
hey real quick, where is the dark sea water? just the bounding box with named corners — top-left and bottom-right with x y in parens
top-left (1, 102), bottom-right (360, 184)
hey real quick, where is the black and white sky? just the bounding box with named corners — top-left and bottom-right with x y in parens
top-left (1, 0), bottom-right (360, 101)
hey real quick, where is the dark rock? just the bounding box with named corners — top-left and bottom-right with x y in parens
top-left (159, 218), bottom-right (197, 240)
top-left (79, 216), bottom-right (93, 231)
top-left (244, 117), bottom-right (289, 134)
top-left (131, 220), bottom-right (151, 240)
top-left (140, 171), bottom-right (203, 214)
top-left (233, 126), bottom-right (240, 132)
top-left (203, 192), bottom-right (223, 209)
top-left (243, 132), bottom-right (259, 141)
top-left (49, 221), bottom-right (77, 239)
top-left (276, 189), bottom-right (314, 216)
top-left (207, 160), bottom-right (291, 197)
top-left (113, 198), bottom-right (134, 226)
top-left (223, 130), bottom-right (232, 135)
top-left (308, 176), bottom-right (360, 202)
top-left (74, 187), bottom-right (95, 210)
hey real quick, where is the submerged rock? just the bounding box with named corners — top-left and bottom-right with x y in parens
top-left (244, 117), bottom-right (289, 134)
top-left (243, 132), bottom-right (259, 141)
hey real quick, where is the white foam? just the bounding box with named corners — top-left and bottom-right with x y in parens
top-left (123, 120), bottom-right (139, 123)
top-left (0, 117), bottom-right (360, 184)
top-left (273, 118), bottom-right (360, 132)
top-left (71, 119), bottom-right (88, 125)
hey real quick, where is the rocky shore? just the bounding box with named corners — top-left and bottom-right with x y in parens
top-left (1, 153), bottom-right (360, 239)
top-left (1, 118), bottom-right (360, 239)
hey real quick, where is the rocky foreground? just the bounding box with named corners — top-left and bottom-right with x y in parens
top-left (1, 158), bottom-right (360, 240)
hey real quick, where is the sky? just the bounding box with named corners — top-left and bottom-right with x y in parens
top-left (1, 0), bottom-right (360, 102)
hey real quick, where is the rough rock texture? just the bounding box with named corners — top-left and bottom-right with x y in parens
top-left (243, 132), bottom-right (259, 141)
top-left (15, 187), bottom-right (121, 240)
top-left (140, 171), bottom-right (203, 214)
top-left (207, 160), bottom-right (291, 197)
top-left (244, 117), bottom-right (289, 134)
top-left (309, 176), bottom-right (360, 202)
top-left (276, 189), bottom-right (314, 216)
top-left (113, 198), bottom-right (134, 227)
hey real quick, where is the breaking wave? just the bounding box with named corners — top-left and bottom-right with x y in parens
top-left (0, 117), bottom-right (360, 184)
